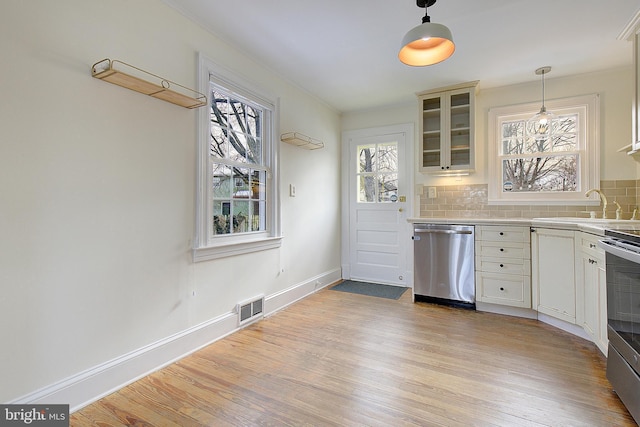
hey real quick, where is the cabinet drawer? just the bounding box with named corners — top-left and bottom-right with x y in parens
top-left (476, 241), bottom-right (530, 259)
top-left (476, 272), bottom-right (531, 308)
top-left (476, 257), bottom-right (530, 275)
top-left (578, 232), bottom-right (604, 258)
top-left (477, 225), bottom-right (530, 243)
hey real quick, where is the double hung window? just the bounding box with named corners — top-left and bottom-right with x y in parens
top-left (488, 94), bottom-right (599, 204)
top-left (194, 55), bottom-right (280, 261)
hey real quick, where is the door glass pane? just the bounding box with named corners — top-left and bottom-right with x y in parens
top-left (358, 175), bottom-right (376, 203)
top-left (377, 143), bottom-right (398, 173)
top-left (358, 144), bottom-right (376, 173)
top-left (356, 141), bottom-right (399, 203)
top-left (378, 174), bottom-right (398, 202)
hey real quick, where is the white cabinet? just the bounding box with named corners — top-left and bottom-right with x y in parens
top-left (417, 81), bottom-right (478, 173)
top-left (531, 228), bottom-right (578, 324)
top-left (575, 232), bottom-right (608, 355)
top-left (476, 225), bottom-right (531, 308)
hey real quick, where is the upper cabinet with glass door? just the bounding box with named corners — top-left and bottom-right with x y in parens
top-left (418, 81), bottom-right (478, 173)
top-left (618, 11), bottom-right (640, 154)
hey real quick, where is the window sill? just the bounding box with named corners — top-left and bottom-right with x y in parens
top-left (192, 236), bottom-right (282, 262)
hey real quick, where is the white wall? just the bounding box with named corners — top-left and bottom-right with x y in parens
top-left (0, 0), bottom-right (341, 404)
top-left (342, 67), bottom-right (638, 189)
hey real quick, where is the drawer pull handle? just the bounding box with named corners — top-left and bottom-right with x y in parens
top-left (590, 243), bottom-right (596, 248)
top-left (499, 232), bottom-right (504, 236)
top-left (500, 248), bottom-right (504, 252)
top-left (500, 287), bottom-right (505, 291)
top-left (500, 264), bottom-right (504, 268)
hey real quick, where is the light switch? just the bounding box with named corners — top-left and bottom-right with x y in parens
top-left (289, 184), bottom-right (296, 197)
top-left (428, 187), bottom-right (437, 198)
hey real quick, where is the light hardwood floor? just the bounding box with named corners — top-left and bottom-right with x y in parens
top-left (71, 286), bottom-right (636, 426)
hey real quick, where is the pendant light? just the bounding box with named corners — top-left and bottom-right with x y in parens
top-left (399, 0), bottom-right (455, 66)
top-left (527, 66), bottom-right (556, 139)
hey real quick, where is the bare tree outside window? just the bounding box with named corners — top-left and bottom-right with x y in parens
top-left (500, 114), bottom-right (578, 192)
top-left (357, 142), bottom-right (398, 202)
top-left (210, 89), bottom-right (267, 235)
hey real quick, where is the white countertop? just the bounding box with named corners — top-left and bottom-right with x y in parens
top-left (407, 217), bottom-right (640, 235)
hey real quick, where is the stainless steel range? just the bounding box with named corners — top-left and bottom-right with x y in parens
top-left (599, 228), bottom-right (640, 424)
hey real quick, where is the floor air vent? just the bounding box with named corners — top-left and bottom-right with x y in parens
top-left (237, 295), bottom-right (264, 326)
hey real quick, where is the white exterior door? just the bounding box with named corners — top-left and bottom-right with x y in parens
top-left (341, 124), bottom-right (413, 286)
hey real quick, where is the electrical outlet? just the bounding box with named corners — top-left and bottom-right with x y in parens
top-left (428, 187), bottom-right (437, 198)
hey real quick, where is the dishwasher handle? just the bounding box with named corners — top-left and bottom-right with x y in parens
top-left (414, 229), bottom-right (473, 235)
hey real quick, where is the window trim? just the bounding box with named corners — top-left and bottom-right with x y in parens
top-left (487, 94), bottom-right (600, 205)
top-left (193, 54), bottom-right (281, 262)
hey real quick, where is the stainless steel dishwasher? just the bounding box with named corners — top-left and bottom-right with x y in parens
top-left (412, 224), bottom-right (475, 309)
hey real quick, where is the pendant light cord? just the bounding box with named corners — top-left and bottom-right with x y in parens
top-left (541, 70), bottom-right (546, 112)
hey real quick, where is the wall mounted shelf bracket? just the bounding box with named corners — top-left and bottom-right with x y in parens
top-left (91, 59), bottom-right (207, 109)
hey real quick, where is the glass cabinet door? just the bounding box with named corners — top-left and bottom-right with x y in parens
top-left (421, 96), bottom-right (442, 168)
top-left (419, 82), bottom-right (476, 173)
top-left (449, 91), bottom-right (471, 167)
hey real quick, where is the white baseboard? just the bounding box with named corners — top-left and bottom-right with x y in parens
top-left (476, 302), bottom-right (538, 319)
top-left (9, 268), bottom-right (341, 413)
top-left (537, 313), bottom-right (591, 341)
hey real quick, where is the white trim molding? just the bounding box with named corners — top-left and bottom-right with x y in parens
top-left (9, 268), bottom-right (341, 413)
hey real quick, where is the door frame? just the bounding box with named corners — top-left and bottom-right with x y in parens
top-left (341, 123), bottom-right (415, 285)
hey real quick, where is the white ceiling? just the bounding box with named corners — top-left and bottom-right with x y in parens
top-left (163, 0), bottom-right (639, 113)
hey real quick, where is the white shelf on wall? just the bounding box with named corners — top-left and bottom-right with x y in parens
top-left (280, 132), bottom-right (324, 150)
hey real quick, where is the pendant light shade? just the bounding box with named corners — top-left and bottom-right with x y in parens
top-left (527, 66), bottom-right (557, 138)
top-left (399, 0), bottom-right (455, 66)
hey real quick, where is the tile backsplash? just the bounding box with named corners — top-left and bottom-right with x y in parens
top-left (419, 180), bottom-right (640, 220)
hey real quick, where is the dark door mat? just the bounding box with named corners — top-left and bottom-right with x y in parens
top-left (329, 280), bottom-right (408, 300)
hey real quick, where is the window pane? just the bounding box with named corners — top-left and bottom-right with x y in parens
top-left (233, 200), bottom-right (250, 233)
top-left (551, 134), bottom-right (577, 152)
top-left (227, 99), bottom-right (245, 133)
top-left (246, 105), bottom-right (260, 136)
top-left (552, 114), bottom-right (577, 134)
top-left (502, 121), bottom-right (524, 139)
top-left (358, 175), bottom-right (376, 202)
top-left (378, 174), bottom-right (398, 202)
top-left (377, 142), bottom-right (398, 173)
top-left (212, 164), bottom-right (232, 198)
top-left (210, 125), bottom-right (227, 158)
top-left (526, 137), bottom-right (552, 154)
top-left (211, 92), bottom-right (229, 126)
top-left (213, 200), bottom-right (231, 235)
top-left (502, 138), bottom-right (524, 155)
top-left (358, 145), bottom-right (375, 173)
top-left (250, 200), bottom-right (265, 231)
top-left (502, 155), bottom-right (577, 192)
top-left (250, 170), bottom-right (266, 200)
top-left (233, 168), bottom-right (251, 199)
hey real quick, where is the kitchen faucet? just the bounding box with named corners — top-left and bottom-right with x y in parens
top-left (613, 200), bottom-right (622, 219)
top-left (585, 188), bottom-right (608, 219)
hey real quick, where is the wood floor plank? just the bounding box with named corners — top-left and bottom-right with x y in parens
top-left (71, 288), bottom-right (636, 426)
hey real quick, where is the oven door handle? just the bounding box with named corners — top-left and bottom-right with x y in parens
top-left (598, 239), bottom-right (640, 264)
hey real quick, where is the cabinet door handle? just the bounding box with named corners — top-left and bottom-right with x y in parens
top-left (499, 287), bottom-right (505, 291)
top-left (500, 264), bottom-right (504, 268)
top-left (500, 248), bottom-right (504, 252)
top-left (589, 243), bottom-right (596, 248)
top-left (499, 232), bottom-right (504, 236)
